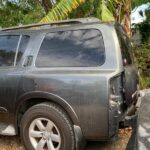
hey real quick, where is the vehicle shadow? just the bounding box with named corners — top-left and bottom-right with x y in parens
top-left (86, 128), bottom-right (132, 150)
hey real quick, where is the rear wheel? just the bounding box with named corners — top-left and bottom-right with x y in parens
top-left (20, 103), bottom-right (75, 150)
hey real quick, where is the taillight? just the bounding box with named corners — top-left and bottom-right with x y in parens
top-left (110, 75), bottom-right (124, 102)
top-left (109, 75), bottom-right (124, 115)
top-left (110, 75), bottom-right (123, 97)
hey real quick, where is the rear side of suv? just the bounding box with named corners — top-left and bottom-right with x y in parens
top-left (0, 18), bottom-right (138, 150)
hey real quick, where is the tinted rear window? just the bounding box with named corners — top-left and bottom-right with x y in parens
top-left (36, 29), bottom-right (105, 67)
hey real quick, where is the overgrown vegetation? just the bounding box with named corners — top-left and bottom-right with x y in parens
top-left (133, 7), bottom-right (150, 88)
top-left (0, 0), bottom-right (45, 28)
top-left (134, 45), bottom-right (150, 88)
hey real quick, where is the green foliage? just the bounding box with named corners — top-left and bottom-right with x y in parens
top-left (1, 0), bottom-right (149, 26)
top-left (0, 0), bottom-right (149, 26)
top-left (0, 0), bottom-right (45, 28)
top-left (96, 0), bottom-right (115, 21)
top-left (138, 22), bottom-right (150, 44)
top-left (133, 7), bottom-right (150, 88)
top-left (40, 0), bottom-right (85, 22)
top-left (41, 0), bottom-right (150, 23)
top-left (138, 8), bottom-right (150, 43)
top-left (69, 0), bottom-right (116, 21)
top-left (134, 44), bottom-right (150, 88)
top-left (41, 0), bottom-right (116, 22)
top-left (132, 0), bottom-right (150, 9)
top-left (69, 0), bottom-right (95, 18)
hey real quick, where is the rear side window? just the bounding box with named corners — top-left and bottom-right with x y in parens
top-left (0, 35), bottom-right (19, 67)
top-left (36, 29), bottom-right (105, 67)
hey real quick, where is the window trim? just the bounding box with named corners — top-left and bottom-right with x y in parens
top-left (0, 34), bottom-right (30, 68)
top-left (35, 28), bottom-right (106, 68)
top-left (14, 35), bottom-right (22, 66)
top-left (16, 35), bottom-right (30, 66)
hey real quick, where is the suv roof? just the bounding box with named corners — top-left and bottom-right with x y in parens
top-left (1, 18), bottom-right (101, 31)
top-left (0, 17), bottom-right (116, 33)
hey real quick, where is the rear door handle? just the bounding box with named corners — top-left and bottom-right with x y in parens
top-left (23, 55), bottom-right (33, 67)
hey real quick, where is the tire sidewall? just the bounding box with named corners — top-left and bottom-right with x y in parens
top-left (20, 104), bottom-right (75, 150)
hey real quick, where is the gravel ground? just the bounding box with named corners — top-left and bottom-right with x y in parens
top-left (0, 136), bottom-right (24, 150)
top-left (86, 128), bottom-right (132, 150)
top-left (0, 128), bottom-right (131, 150)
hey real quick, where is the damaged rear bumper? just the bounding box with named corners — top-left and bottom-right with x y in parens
top-left (109, 90), bottom-right (146, 138)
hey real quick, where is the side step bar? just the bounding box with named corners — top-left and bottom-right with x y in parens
top-left (0, 123), bottom-right (16, 136)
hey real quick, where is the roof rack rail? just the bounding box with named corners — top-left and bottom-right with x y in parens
top-left (1, 17), bottom-right (100, 31)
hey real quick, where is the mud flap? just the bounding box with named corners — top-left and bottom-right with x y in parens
top-left (74, 125), bottom-right (86, 150)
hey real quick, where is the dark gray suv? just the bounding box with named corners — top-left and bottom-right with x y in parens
top-left (0, 18), bottom-right (140, 150)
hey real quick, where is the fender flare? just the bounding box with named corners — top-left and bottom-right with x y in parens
top-left (15, 91), bottom-right (79, 125)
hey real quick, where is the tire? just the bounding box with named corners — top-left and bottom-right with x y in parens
top-left (20, 102), bottom-right (75, 150)
top-left (124, 66), bottom-right (138, 105)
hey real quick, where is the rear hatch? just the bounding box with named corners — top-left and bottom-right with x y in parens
top-left (115, 24), bottom-right (139, 106)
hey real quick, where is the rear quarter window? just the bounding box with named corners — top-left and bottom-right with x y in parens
top-left (36, 29), bottom-right (105, 67)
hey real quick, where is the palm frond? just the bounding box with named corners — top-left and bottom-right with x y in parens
top-left (40, 0), bottom-right (85, 23)
top-left (97, 0), bottom-right (115, 22)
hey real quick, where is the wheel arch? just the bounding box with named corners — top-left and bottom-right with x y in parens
top-left (15, 91), bottom-right (79, 133)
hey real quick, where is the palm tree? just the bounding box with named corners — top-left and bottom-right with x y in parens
top-left (39, 0), bottom-right (150, 37)
top-left (39, 0), bottom-right (85, 22)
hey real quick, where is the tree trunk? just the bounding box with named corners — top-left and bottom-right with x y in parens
top-left (115, 0), bottom-right (132, 38)
top-left (122, 0), bottom-right (132, 38)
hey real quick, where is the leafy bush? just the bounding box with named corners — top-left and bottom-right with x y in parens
top-left (0, 1), bottom-right (45, 28)
top-left (134, 44), bottom-right (150, 88)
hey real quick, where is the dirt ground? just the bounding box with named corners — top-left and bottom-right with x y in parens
top-left (0, 128), bottom-right (132, 150)
top-left (86, 128), bottom-right (132, 150)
